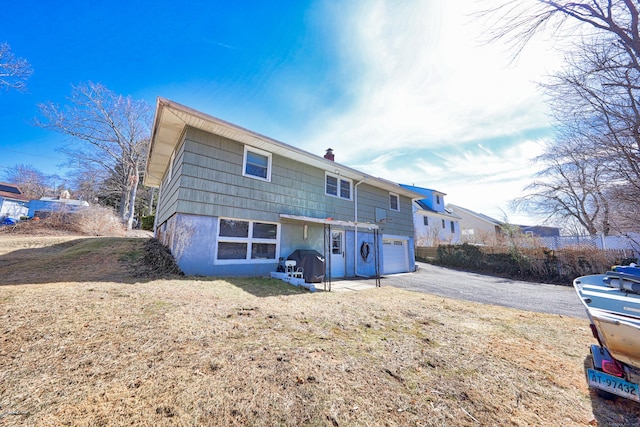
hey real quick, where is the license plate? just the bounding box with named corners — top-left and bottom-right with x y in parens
top-left (588, 368), bottom-right (640, 401)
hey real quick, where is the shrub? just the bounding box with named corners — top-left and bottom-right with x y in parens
top-left (432, 243), bottom-right (625, 285)
top-left (140, 215), bottom-right (155, 231)
top-left (71, 206), bottom-right (126, 236)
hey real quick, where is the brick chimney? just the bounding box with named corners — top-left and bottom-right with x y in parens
top-left (324, 148), bottom-right (334, 161)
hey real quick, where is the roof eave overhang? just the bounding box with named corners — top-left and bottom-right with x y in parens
top-left (144, 98), bottom-right (423, 199)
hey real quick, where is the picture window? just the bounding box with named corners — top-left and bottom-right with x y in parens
top-left (216, 218), bottom-right (279, 263)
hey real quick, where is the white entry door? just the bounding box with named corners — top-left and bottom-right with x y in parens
top-left (330, 230), bottom-right (345, 278)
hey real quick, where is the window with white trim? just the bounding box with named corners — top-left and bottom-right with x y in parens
top-left (216, 218), bottom-right (279, 263)
top-left (325, 173), bottom-right (352, 200)
top-left (450, 221), bottom-right (455, 233)
top-left (243, 146), bottom-right (272, 181)
top-left (389, 193), bottom-right (399, 211)
top-left (423, 216), bottom-right (428, 226)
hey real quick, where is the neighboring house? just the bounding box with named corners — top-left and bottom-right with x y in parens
top-left (143, 98), bottom-right (423, 279)
top-left (448, 204), bottom-right (561, 244)
top-left (447, 204), bottom-right (503, 245)
top-left (0, 182), bottom-right (29, 220)
top-left (28, 194), bottom-right (90, 218)
top-left (400, 184), bottom-right (460, 246)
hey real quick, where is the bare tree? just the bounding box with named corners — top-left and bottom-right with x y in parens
top-left (36, 82), bottom-right (151, 230)
top-left (486, 1), bottom-right (640, 234)
top-left (2, 164), bottom-right (51, 199)
top-left (0, 42), bottom-right (32, 92)
top-left (482, 1), bottom-right (640, 67)
top-left (513, 138), bottom-right (611, 235)
top-left (66, 165), bottom-right (107, 204)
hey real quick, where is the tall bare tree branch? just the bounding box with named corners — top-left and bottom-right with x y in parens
top-left (0, 42), bottom-right (32, 92)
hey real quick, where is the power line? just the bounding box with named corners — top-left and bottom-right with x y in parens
top-left (2, 148), bottom-right (66, 161)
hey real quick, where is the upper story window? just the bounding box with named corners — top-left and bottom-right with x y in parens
top-left (436, 194), bottom-right (441, 205)
top-left (450, 221), bottom-right (455, 233)
top-left (243, 146), bottom-right (272, 181)
top-left (325, 173), bottom-right (352, 200)
top-left (423, 216), bottom-right (429, 226)
top-left (442, 219), bottom-right (445, 229)
top-left (389, 193), bottom-right (399, 211)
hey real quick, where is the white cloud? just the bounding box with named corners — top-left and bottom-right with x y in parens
top-left (298, 0), bottom-right (563, 225)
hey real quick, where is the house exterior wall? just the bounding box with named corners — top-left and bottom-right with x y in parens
top-left (155, 126), bottom-right (415, 277)
top-left (0, 198), bottom-right (29, 219)
top-left (421, 192), bottom-right (445, 213)
top-left (450, 208), bottom-right (500, 244)
top-left (27, 199), bottom-right (89, 218)
top-left (413, 210), bottom-right (460, 246)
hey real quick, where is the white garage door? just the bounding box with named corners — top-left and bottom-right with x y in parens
top-left (383, 238), bottom-right (409, 274)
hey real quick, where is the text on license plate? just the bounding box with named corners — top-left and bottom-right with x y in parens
top-left (588, 368), bottom-right (640, 401)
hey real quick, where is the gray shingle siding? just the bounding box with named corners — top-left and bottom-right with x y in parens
top-left (155, 126), bottom-right (414, 238)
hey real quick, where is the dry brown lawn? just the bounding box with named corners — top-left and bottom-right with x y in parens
top-left (2, 235), bottom-right (640, 426)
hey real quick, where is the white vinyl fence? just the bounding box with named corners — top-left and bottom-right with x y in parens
top-left (538, 233), bottom-right (640, 259)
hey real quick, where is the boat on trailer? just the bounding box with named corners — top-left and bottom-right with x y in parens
top-left (574, 266), bottom-right (640, 401)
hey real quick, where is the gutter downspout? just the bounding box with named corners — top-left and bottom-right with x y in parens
top-left (354, 177), bottom-right (367, 278)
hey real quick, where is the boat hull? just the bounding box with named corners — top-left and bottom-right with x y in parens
top-left (574, 274), bottom-right (640, 368)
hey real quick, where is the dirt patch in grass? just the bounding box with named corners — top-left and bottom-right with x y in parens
top-left (1, 236), bottom-right (640, 426)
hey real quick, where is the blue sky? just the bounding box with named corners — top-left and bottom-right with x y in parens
top-left (1, 0), bottom-right (563, 225)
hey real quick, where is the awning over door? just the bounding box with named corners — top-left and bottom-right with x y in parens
top-left (279, 213), bottom-right (379, 229)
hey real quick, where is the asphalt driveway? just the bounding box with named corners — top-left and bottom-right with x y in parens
top-left (379, 262), bottom-right (588, 318)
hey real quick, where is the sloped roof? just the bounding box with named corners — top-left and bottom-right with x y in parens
top-left (0, 182), bottom-right (29, 202)
top-left (447, 204), bottom-right (502, 225)
top-left (399, 184), bottom-right (446, 197)
top-left (37, 197), bottom-right (89, 207)
top-left (415, 199), bottom-right (432, 211)
top-left (415, 199), bottom-right (461, 219)
top-left (144, 98), bottom-right (424, 200)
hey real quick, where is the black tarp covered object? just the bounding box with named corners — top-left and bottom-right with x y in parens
top-left (287, 249), bottom-right (325, 283)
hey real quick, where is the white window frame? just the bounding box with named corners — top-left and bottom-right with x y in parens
top-left (242, 146), bottom-right (272, 182)
top-left (215, 218), bottom-right (280, 264)
top-left (389, 193), bottom-right (400, 211)
top-left (325, 172), bottom-right (352, 201)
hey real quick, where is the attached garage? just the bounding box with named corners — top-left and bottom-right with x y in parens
top-left (382, 237), bottom-right (409, 274)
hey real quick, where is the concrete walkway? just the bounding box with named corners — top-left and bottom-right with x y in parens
top-left (325, 278), bottom-right (380, 292)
